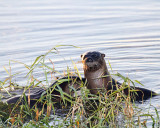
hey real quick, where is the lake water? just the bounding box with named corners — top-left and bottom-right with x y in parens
top-left (0, 0), bottom-right (160, 126)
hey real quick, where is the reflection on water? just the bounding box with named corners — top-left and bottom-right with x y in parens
top-left (0, 0), bottom-right (160, 126)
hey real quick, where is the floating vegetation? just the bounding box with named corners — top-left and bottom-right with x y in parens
top-left (0, 45), bottom-right (159, 127)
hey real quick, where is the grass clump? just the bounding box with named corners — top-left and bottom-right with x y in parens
top-left (0, 46), bottom-right (159, 127)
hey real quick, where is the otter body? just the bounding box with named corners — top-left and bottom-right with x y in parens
top-left (5, 76), bottom-right (84, 107)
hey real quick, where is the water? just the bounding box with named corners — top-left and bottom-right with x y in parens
top-left (0, 0), bottom-right (160, 126)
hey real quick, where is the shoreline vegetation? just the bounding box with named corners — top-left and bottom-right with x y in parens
top-left (0, 46), bottom-right (159, 128)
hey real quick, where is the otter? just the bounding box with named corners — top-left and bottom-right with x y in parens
top-left (81, 51), bottom-right (112, 94)
top-left (5, 76), bottom-right (84, 107)
top-left (5, 51), bottom-right (157, 106)
top-left (81, 51), bottom-right (157, 101)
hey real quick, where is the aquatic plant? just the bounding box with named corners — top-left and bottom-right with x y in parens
top-left (0, 46), bottom-right (159, 127)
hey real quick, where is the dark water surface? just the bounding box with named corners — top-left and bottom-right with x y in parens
top-left (0, 0), bottom-right (160, 126)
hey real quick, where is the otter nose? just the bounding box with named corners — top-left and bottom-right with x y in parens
top-left (86, 58), bottom-right (93, 62)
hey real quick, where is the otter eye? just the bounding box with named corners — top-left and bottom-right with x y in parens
top-left (92, 54), bottom-right (98, 58)
top-left (94, 54), bottom-right (97, 57)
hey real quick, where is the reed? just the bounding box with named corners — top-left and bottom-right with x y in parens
top-left (0, 46), bottom-right (159, 128)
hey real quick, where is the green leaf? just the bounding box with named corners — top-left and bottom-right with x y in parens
top-left (134, 80), bottom-right (144, 86)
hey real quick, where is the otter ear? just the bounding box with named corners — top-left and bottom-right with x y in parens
top-left (101, 53), bottom-right (105, 57)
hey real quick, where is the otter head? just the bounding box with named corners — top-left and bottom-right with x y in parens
top-left (81, 51), bottom-right (105, 72)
